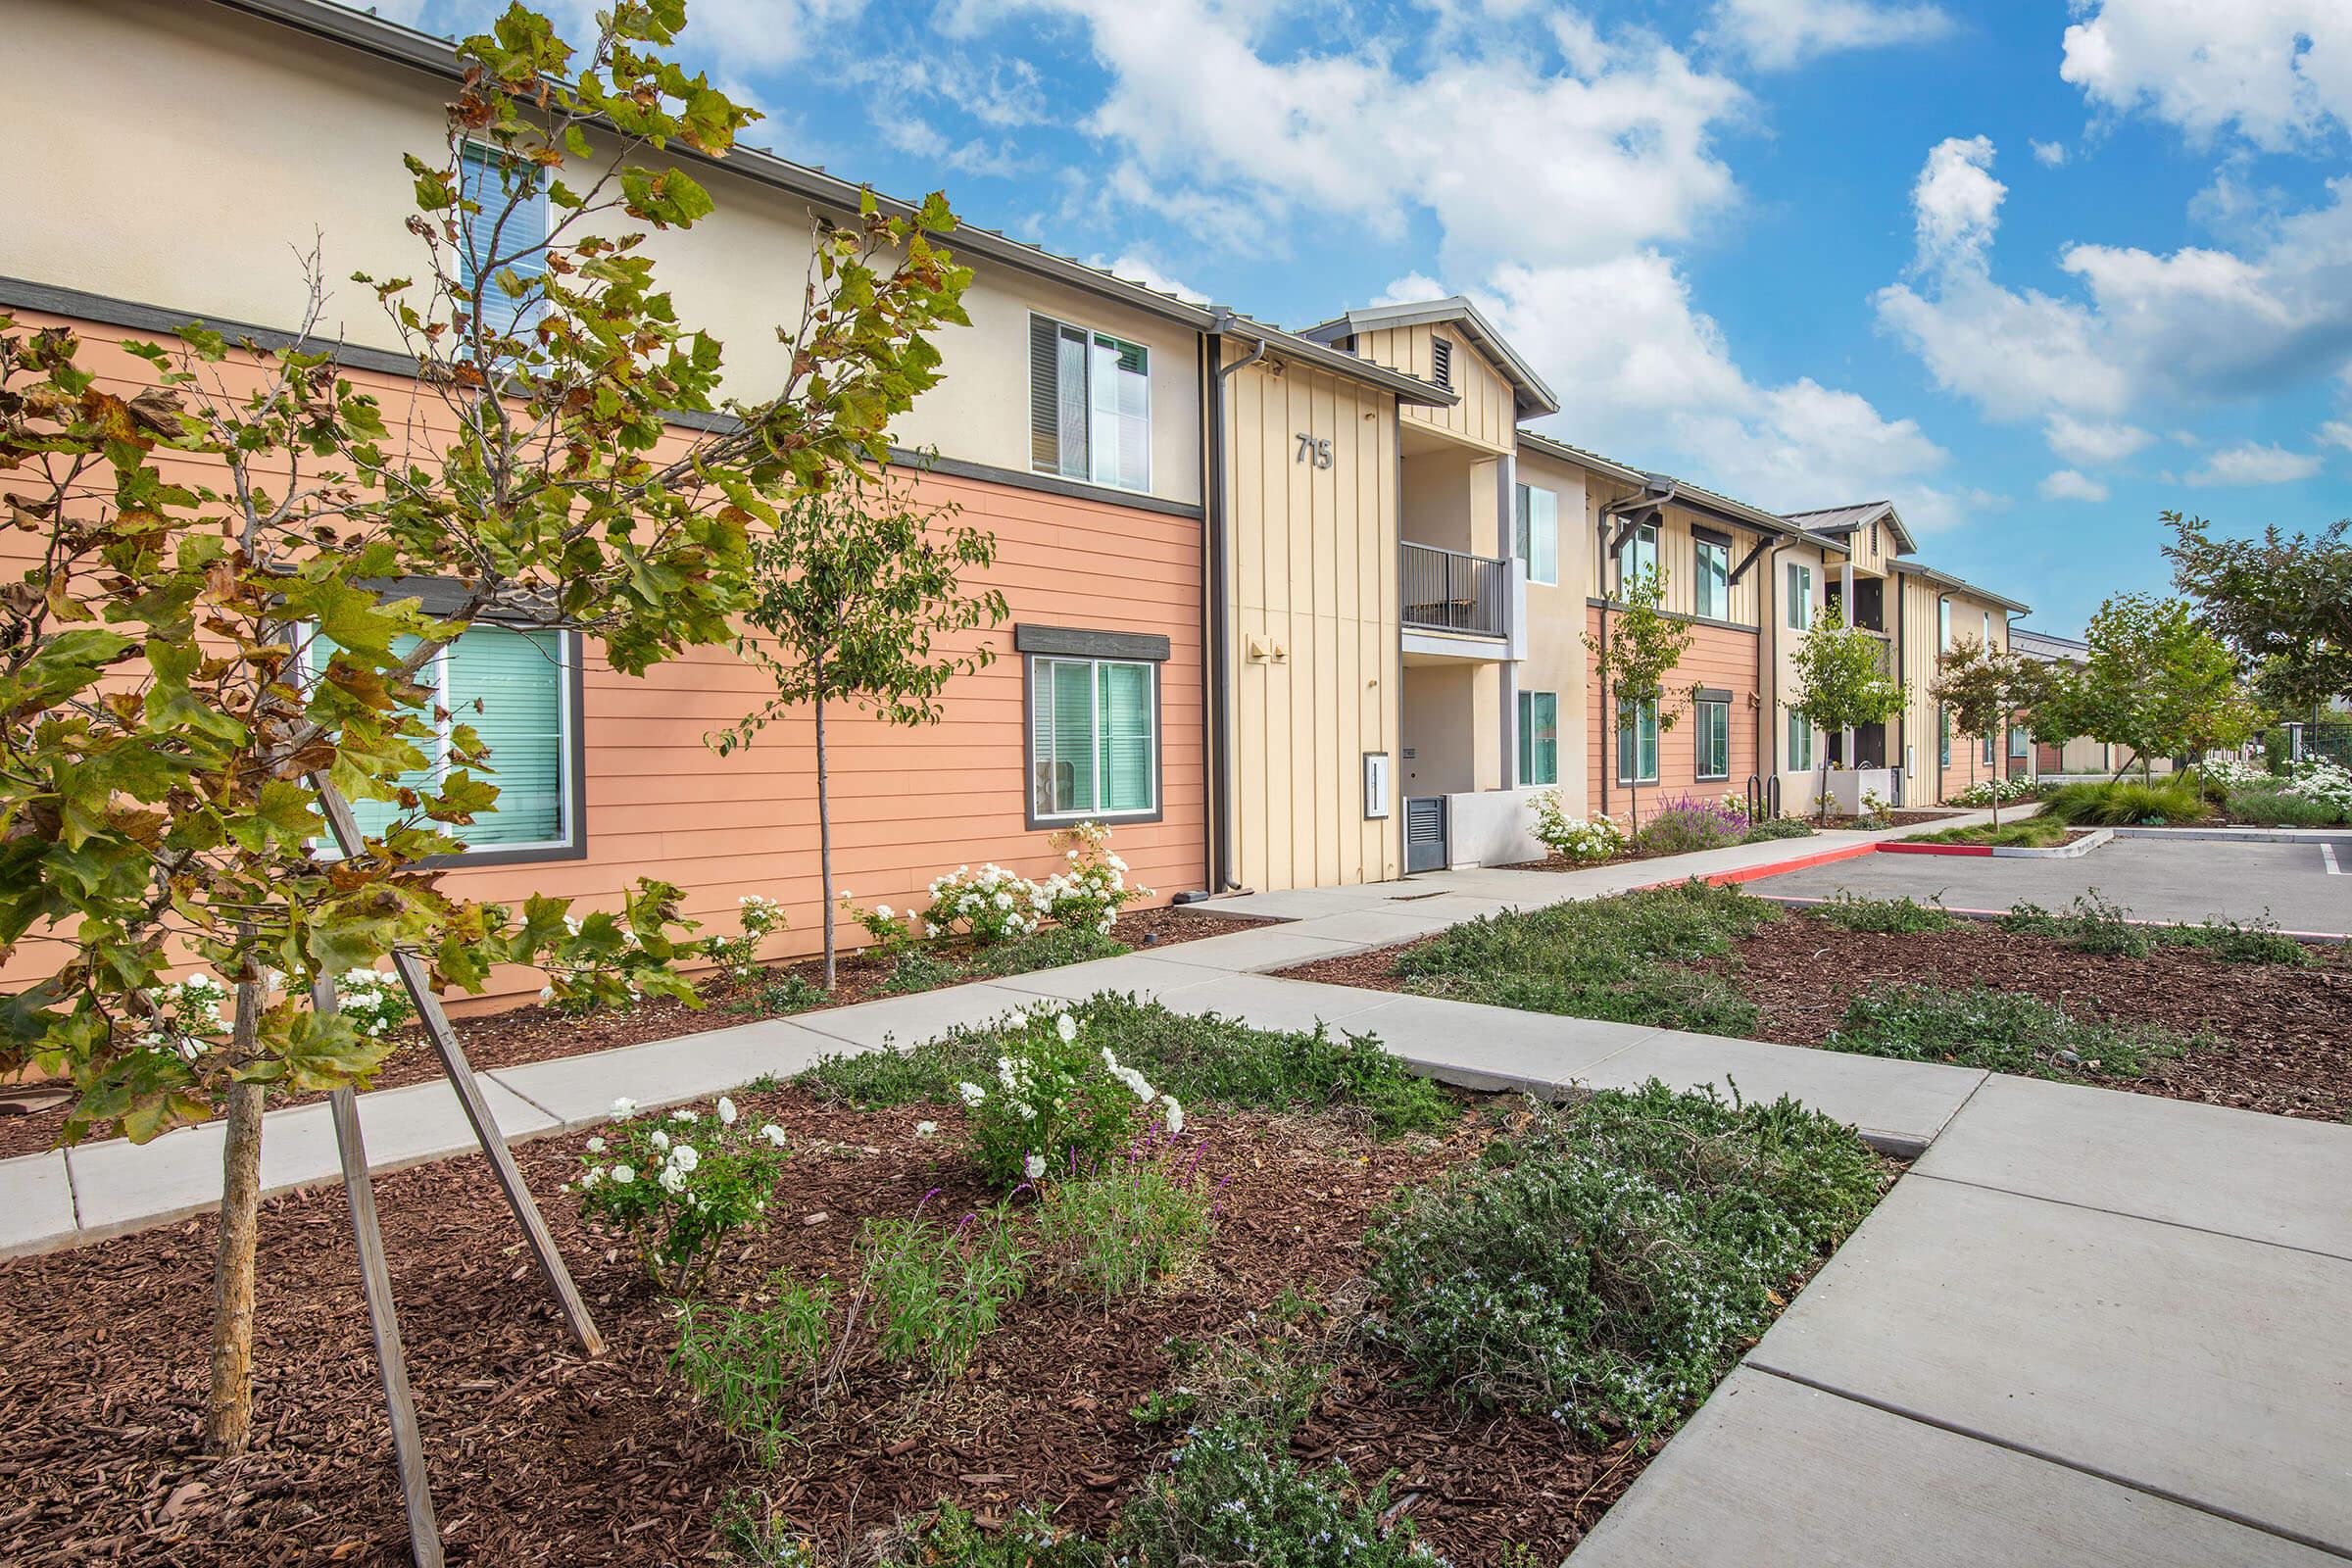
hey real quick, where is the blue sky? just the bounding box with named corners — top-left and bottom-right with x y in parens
top-left (385, 0), bottom-right (2352, 635)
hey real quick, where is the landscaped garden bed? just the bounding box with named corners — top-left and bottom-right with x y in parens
top-left (0, 998), bottom-right (1892, 1566)
top-left (1281, 882), bottom-right (2352, 1122)
top-left (0, 902), bottom-right (1279, 1163)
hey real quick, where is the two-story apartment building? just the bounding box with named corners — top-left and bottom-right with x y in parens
top-left (3, 0), bottom-right (2049, 1003)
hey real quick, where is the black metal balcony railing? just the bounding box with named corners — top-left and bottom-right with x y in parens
top-left (1402, 542), bottom-right (1509, 638)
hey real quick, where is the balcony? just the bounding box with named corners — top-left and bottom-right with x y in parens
top-left (1402, 542), bottom-right (1510, 640)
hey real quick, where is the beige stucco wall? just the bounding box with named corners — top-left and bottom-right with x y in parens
top-left (1220, 347), bottom-right (1401, 891)
top-left (1515, 446), bottom-right (1595, 812)
top-left (2, 0), bottom-right (1203, 506)
top-left (1766, 538), bottom-right (1830, 810)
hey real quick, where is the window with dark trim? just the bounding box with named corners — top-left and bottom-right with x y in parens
top-left (1617, 698), bottom-right (1659, 785)
top-left (1616, 521), bottom-right (1659, 594)
top-left (1696, 698), bottom-right (1731, 780)
top-left (1693, 535), bottom-right (1731, 620)
top-left (2010, 724), bottom-right (2031, 759)
top-left (1028, 313), bottom-right (1151, 492)
top-left (458, 142), bottom-right (549, 341)
top-left (1027, 654), bottom-right (1159, 822)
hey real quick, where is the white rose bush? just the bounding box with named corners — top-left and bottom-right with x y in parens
top-left (1035, 820), bottom-right (1151, 935)
top-left (1531, 790), bottom-right (1627, 866)
top-left (957, 1008), bottom-right (1184, 1188)
top-left (575, 1096), bottom-right (792, 1295)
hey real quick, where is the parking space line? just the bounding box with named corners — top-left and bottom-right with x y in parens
top-left (2324, 844), bottom-right (2342, 876)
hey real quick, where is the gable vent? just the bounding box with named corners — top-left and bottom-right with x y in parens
top-left (1430, 335), bottom-right (1453, 390)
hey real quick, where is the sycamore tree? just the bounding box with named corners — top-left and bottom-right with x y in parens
top-left (2039, 594), bottom-right (2260, 781)
top-left (709, 470), bottom-right (1006, 988)
top-left (1586, 567), bottom-right (1692, 833)
top-left (1928, 636), bottom-right (2049, 827)
top-left (0, 3), bottom-right (968, 1456)
top-left (1787, 609), bottom-right (1907, 822)
top-left (2164, 510), bottom-right (2352, 714)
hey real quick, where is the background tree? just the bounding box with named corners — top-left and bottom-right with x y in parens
top-left (1586, 568), bottom-right (1693, 832)
top-left (1786, 609), bottom-right (1908, 822)
top-left (2164, 511), bottom-right (2352, 714)
top-left (710, 470), bottom-right (1007, 988)
top-left (2042, 594), bottom-right (2257, 781)
top-left (1928, 636), bottom-right (2050, 826)
top-left (0, 3), bottom-right (968, 1456)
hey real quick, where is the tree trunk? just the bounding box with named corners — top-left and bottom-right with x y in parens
top-left (814, 678), bottom-right (835, 992)
top-left (1819, 760), bottom-right (1830, 824)
top-left (204, 969), bottom-right (268, 1456)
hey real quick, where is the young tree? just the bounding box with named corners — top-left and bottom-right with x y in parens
top-left (1586, 568), bottom-right (1693, 833)
top-left (710, 471), bottom-right (1007, 988)
top-left (1787, 610), bottom-right (1908, 822)
top-left (1928, 636), bottom-right (2050, 826)
top-left (0, 4), bottom-right (969, 1455)
top-left (2049, 594), bottom-right (2257, 781)
top-left (2164, 511), bottom-right (2352, 713)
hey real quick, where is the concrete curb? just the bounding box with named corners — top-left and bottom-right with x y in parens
top-left (1632, 840), bottom-right (1883, 891)
top-left (1880, 826), bottom-right (2113, 860)
top-left (2112, 825), bottom-right (2352, 846)
top-left (1752, 892), bottom-right (2351, 945)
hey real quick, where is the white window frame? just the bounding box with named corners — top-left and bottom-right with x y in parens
top-left (1027, 654), bottom-right (1161, 824)
top-left (305, 623), bottom-right (582, 862)
top-left (1028, 312), bottom-right (1152, 495)
top-left (1787, 563), bottom-right (1812, 630)
top-left (1518, 689), bottom-right (1560, 785)
top-left (2010, 724), bottom-right (2031, 760)
top-left (1787, 709), bottom-right (1814, 772)
top-left (1514, 483), bottom-right (1559, 587)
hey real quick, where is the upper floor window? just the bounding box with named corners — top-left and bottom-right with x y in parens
top-left (1693, 535), bottom-right (1732, 620)
top-left (1430, 335), bottom-right (1453, 391)
top-left (1983, 610), bottom-right (1993, 647)
top-left (1938, 596), bottom-right (1953, 652)
top-left (458, 143), bottom-right (549, 341)
top-left (1513, 483), bottom-right (1559, 586)
top-left (1029, 315), bottom-right (1151, 493)
top-left (1616, 520), bottom-right (1659, 594)
top-left (1786, 562), bottom-right (1813, 630)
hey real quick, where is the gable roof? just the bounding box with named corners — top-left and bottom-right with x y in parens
top-left (2011, 626), bottom-right (2088, 663)
top-left (1296, 296), bottom-right (1561, 417)
top-left (1889, 559), bottom-right (2032, 615)
top-left (201, 0), bottom-right (1453, 410)
top-left (1515, 430), bottom-right (1834, 544)
top-left (1783, 501), bottom-right (1919, 555)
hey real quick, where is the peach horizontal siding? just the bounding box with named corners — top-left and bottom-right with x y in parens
top-left (1, 311), bottom-right (1205, 1006)
top-left (1585, 608), bottom-right (1764, 820)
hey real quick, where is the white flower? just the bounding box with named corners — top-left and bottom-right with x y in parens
top-left (875, 904), bottom-right (893, 919)
top-left (659, 1164), bottom-right (687, 1194)
top-left (1055, 1012), bottom-right (1078, 1044)
top-left (838, 888), bottom-right (852, 901)
top-left (915, 1120), bottom-right (938, 1138)
top-left (611, 1097), bottom-right (637, 1116)
top-left (716, 1097), bottom-right (738, 1127)
top-left (957, 1081), bottom-right (987, 1107)
top-left (1163, 1098), bottom-right (1186, 1137)
top-left (760, 1123), bottom-right (787, 1147)
top-left (538, 985), bottom-right (557, 1004)
top-left (650, 1129), bottom-right (671, 1152)
top-left (1024, 1152), bottom-right (1047, 1181)
top-left (668, 1144), bottom-right (700, 1173)
top-left (610, 1163), bottom-right (636, 1186)
top-left (670, 1108), bottom-right (698, 1123)
top-left (585, 1136), bottom-right (606, 1153)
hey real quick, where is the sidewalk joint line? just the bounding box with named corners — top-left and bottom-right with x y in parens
top-left (1908, 1168), bottom-right (2352, 1267)
top-left (1747, 1364), bottom-right (2352, 1561)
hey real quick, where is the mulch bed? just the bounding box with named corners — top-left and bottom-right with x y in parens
top-left (0, 905), bottom-right (1280, 1163)
top-left (1817, 810), bottom-right (1964, 829)
top-left (0, 1090), bottom-right (1654, 1565)
top-left (1280, 911), bottom-right (2352, 1122)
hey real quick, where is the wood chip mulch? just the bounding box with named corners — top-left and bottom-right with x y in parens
top-left (0, 905), bottom-right (1281, 1163)
top-left (1280, 914), bottom-right (2352, 1123)
top-left (0, 1091), bottom-right (1652, 1566)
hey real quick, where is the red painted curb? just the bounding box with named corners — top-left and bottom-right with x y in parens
top-left (1634, 839), bottom-right (1882, 892)
top-left (1878, 842), bottom-right (1993, 857)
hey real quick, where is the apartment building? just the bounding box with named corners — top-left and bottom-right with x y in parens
top-left (2, 0), bottom-right (2046, 1000)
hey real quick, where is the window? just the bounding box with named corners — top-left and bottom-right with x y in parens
top-left (2010, 724), bottom-right (2031, 759)
top-left (1938, 596), bottom-right (1953, 652)
top-left (313, 624), bottom-right (578, 857)
top-left (1982, 728), bottom-right (1996, 766)
top-left (1983, 610), bottom-right (1993, 648)
top-left (1939, 704), bottom-right (1952, 766)
top-left (1513, 483), bottom-right (1559, 586)
top-left (1028, 656), bottom-right (1158, 820)
top-left (1517, 690), bottom-right (1560, 784)
top-left (458, 143), bottom-right (549, 340)
top-left (1786, 563), bottom-right (1812, 630)
top-left (1616, 521), bottom-right (1659, 594)
top-left (1616, 698), bottom-right (1659, 785)
top-left (1787, 709), bottom-right (1813, 772)
top-left (1430, 335), bottom-right (1453, 390)
top-left (1029, 315), bottom-right (1151, 492)
top-left (1696, 698), bottom-right (1731, 780)
top-left (1693, 536), bottom-right (1731, 620)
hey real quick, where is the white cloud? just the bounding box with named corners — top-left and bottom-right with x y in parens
top-left (2031, 138), bottom-right (2069, 167)
top-left (876, 116), bottom-right (1034, 179)
top-left (2321, 419), bottom-right (2352, 451)
top-left (1878, 139), bottom-right (2352, 422)
top-left (1704, 0), bottom-right (1952, 71)
top-left (2185, 441), bottom-right (2326, 486)
top-left (1372, 273), bottom-right (1451, 308)
top-left (2038, 468), bottom-right (2111, 502)
top-left (1088, 253), bottom-right (1211, 304)
top-left (2044, 414), bottom-right (2154, 466)
top-left (2061, 0), bottom-right (2352, 152)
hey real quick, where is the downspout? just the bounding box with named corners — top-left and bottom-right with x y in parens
top-left (1894, 574), bottom-right (1907, 805)
top-left (1757, 538), bottom-right (1784, 792)
top-left (1594, 512), bottom-right (1610, 818)
top-left (1200, 317), bottom-right (1267, 894)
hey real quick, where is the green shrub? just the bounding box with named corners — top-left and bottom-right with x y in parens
top-left (1631, 796), bottom-right (1749, 856)
top-left (1367, 1083), bottom-right (1885, 1442)
top-left (2173, 914), bottom-right (2311, 965)
top-left (1133, 1329), bottom-right (1334, 1437)
top-left (2040, 778), bottom-right (2212, 826)
top-left (672, 1272), bottom-right (834, 1463)
top-left (860, 1205), bottom-right (1028, 1377)
top-left (1910, 814), bottom-right (2074, 849)
top-left (1811, 891), bottom-right (1957, 933)
top-left (886, 1503), bottom-right (1099, 1568)
top-left (756, 973), bottom-right (829, 1014)
top-left (799, 997), bottom-right (1454, 1138)
top-left (1394, 880), bottom-right (1776, 1035)
top-left (882, 948), bottom-right (966, 994)
top-left (2226, 787), bottom-right (2349, 827)
top-left (2001, 891), bottom-right (2150, 956)
top-left (1113, 1415), bottom-right (1441, 1568)
top-left (1036, 1136), bottom-right (1218, 1298)
top-left (959, 1008), bottom-right (1168, 1187)
top-left (965, 924), bottom-right (1129, 978)
top-left (575, 1098), bottom-right (792, 1294)
top-left (713, 1492), bottom-right (821, 1566)
top-left (1741, 816), bottom-right (1816, 844)
top-left (1827, 983), bottom-right (2195, 1079)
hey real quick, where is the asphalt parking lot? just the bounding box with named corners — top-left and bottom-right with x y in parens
top-left (1745, 835), bottom-right (2352, 936)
